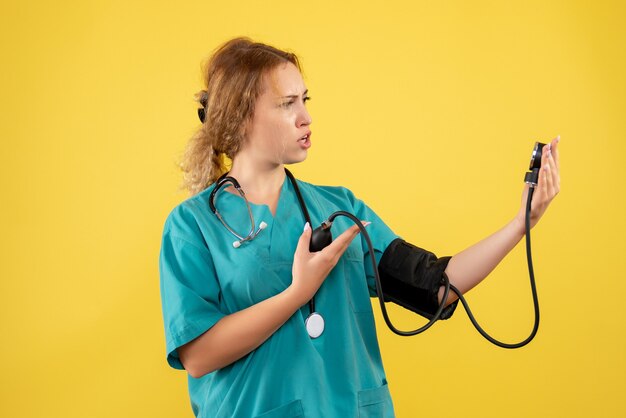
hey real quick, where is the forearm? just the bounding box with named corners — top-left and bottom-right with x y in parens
top-left (179, 286), bottom-right (303, 378)
top-left (438, 218), bottom-right (525, 305)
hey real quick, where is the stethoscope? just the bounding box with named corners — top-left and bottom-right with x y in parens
top-left (209, 168), bottom-right (325, 339)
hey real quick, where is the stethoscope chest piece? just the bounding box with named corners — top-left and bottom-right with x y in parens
top-left (305, 312), bottom-right (325, 339)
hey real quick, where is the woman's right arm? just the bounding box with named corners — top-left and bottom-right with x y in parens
top-left (178, 222), bottom-right (364, 378)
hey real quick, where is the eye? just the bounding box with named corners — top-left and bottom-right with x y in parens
top-left (281, 96), bottom-right (311, 108)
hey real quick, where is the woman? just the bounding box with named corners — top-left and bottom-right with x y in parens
top-left (159, 37), bottom-right (560, 418)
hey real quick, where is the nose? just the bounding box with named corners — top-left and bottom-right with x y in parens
top-left (298, 105), bottom-right (312, 127)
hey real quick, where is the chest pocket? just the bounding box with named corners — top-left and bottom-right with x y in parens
top-left (343, 238), bottom-right (373, 313)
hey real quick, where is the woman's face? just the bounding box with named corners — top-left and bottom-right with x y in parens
top-left (241, 62), bottom-right (312, 167)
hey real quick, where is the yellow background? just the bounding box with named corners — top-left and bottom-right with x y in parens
top-left (1, 0), bottom-right (625, 417)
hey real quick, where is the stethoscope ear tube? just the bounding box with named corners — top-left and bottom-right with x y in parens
top-left (210, 174), bottom-right (264, 248)
top-left (209, 175), bottom-right (243, 214)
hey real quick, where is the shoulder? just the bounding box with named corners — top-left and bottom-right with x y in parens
top-left (295, 179), bottom-right (361, 206)
top-left (162, 185), bottom-right (216, 243)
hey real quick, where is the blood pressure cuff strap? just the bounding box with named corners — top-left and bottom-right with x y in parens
top-left (378, 238), bottom-right (458, 320)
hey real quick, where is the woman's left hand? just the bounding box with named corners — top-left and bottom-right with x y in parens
top-left (514, 136), bottom-right (561, 233)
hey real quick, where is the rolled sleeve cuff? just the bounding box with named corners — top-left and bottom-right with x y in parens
top-left (166, 312), bottom-right (227, 370)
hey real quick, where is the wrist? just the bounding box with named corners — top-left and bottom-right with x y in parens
top-left (511, 213), bottom-right (527, 238)
top-left (283, 284), bottom-right (308, 308)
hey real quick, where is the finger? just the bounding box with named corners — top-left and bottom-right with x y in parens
top-left (542, 143), bottom-right (550, 167)
top-left (295, 222), bottom-right (312, 256)
top-left (323, 222), bottom-right (366, 259)
top-left (328, 223), bottom-right (362, 251)
top-left (546, 147), bottom-right (560, 193)
top-left (550, 135), bottom-right (560, 173)
top-left (543, 159), bottom-right (555, 198)
top-left (542, 142), bottom-right (557, 185)
top-left (540, 143), bottom-right (550, 182)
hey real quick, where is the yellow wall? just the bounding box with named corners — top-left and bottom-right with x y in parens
top-left (2, 0), bottom-right (624, 417)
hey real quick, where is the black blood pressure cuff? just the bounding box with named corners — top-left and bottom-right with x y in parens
top-left (378, 238), bottom-right (459, 320)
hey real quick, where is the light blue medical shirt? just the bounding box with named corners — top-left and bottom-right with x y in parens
top-left (159, 177), bottom-right (400, 418)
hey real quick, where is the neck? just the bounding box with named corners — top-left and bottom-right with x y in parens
top-left (228, 156), bottom-right (286, 198)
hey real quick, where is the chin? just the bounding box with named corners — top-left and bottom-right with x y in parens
top-left (283, 151), bottom-right (308, 165)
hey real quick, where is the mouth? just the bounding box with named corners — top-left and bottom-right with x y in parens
top-left (298, 131), bottom-right (312, 149)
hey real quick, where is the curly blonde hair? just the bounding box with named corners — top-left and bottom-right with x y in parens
top-left (180, 37), bottom-right (301, 195)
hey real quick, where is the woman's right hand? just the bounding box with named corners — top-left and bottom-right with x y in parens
top-left (178, 221), bottom-right (368, 378)
top-left (288, 221), bottom-right (367, 306)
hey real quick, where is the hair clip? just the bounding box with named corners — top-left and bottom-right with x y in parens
top-left (199, 91), bottom-right (208, 107)
top-left (197, 90), bottom-right (209, 123)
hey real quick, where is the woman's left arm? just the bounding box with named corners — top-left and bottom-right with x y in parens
top-left (438, 136), bottom-right (561, 305)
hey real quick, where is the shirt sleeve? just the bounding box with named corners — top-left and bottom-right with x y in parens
top-left (341, 188), bottom-right (402, 297)
top-left (159, 205), bottom-right (227, 370)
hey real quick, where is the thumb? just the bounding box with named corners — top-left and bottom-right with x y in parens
top-left (295, 222), bottom-right (312, 254)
